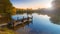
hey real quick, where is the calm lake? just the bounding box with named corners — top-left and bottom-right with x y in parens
top-left (12, 13), bottom-right (60, 34)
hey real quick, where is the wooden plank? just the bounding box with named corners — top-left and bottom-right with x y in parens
top-left (14, 18), bottom-right (32, 26)
top-left (0, 23), bottom-right (7, 27)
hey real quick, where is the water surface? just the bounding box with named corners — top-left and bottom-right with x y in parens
top-left (12, 13), bottom-right (60, 34)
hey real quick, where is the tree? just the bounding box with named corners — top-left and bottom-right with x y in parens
top-left (0, 0), bottom-right (15, 22)
top-left (52, 0), bottom-right (60, 8)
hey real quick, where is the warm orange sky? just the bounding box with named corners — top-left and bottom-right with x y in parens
top-left (11, 0), bottom-right (53, 9)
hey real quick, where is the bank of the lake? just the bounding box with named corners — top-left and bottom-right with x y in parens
top-left (0, 28), bottom-right (15, 34)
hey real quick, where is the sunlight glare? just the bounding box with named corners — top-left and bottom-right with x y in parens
top-left (46, 0), bottom-right (52, 8)
top-left (47, 3), bottom-right (52, 8)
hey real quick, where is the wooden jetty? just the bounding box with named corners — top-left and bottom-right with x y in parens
top-left (7, 17), bottom-right (33, 27)
top-left (0, 16), bottom-right (33, 28)
top-left (14, 20), bottom-right (32, 30)
top-left (13, 17), bottom-right (32, 27)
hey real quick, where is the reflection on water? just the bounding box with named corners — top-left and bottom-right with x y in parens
top-left (12, 13), bottom-right (60, 34)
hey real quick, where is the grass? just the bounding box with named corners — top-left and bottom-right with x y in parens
top-left (0, 27), bottom-right (16, 34)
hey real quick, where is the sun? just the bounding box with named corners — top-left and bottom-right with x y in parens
top-left (46, 0), bottom-right (52, 8)
top-left (46, 3), bottom-right (52, 8)
top-left (48, 3), bottom-right (52, 8)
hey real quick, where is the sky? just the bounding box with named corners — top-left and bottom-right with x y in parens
top-left (10, 0), bottom-right (53, 9)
